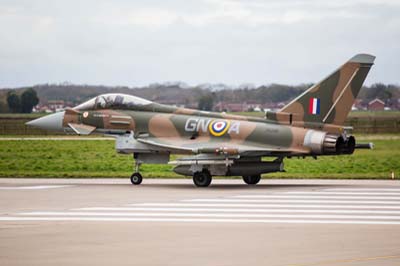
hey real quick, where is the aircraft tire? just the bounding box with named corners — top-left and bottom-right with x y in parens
top-left (193, 171), bottom-right (212, 187)
top-left (242, 175), bottom-right (261, 185)
top-left (130, 173), bottom-right (143, 185)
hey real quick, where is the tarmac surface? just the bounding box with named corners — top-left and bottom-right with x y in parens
top-left (1, 178), bottom-right (400, 266)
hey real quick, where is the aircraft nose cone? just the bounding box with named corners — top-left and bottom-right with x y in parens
top-left (26, 111), bottom-right (65, 131)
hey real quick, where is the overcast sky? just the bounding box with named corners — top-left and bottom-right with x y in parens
top-left (0, 0), bottom-right (399, 88)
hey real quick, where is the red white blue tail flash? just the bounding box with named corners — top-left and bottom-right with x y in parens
top-left (309, 98), bottom-right (320, 115)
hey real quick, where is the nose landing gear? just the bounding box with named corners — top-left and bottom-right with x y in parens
top-left (130, 154), bottom-right (142, 185)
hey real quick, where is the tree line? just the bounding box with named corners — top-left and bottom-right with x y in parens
top-left (0, 82), bottom-right (399, 113)
top-left (6, 88), bottom-right (39, 113)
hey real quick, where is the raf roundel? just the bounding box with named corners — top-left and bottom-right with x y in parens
top-left (209, 120), bottom-right (230, 137)
top-left (83, 112), bottom-right (89, 118)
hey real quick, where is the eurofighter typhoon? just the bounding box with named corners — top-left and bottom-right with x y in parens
top-left (27, 54), bottom-right (375, 187)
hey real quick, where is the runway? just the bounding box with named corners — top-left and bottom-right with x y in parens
top-left (1, 178), bottom-right (400, 265)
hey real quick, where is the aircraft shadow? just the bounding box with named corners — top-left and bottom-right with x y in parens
top-left (130, 183), bottom-right (335, 190)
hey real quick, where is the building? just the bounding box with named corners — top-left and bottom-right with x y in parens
top-left (368, 98), bottom-right (385, 111)
top-left (48, 100), bottom-right (65, 112)
top-left (214, 102), bottom-right (243, 112)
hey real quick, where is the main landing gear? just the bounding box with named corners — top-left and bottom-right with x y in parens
top-left (130, 154), bottom-right (142, 185)
top-left (242, 175), bottom-right (261, 185)
top-left (193, 170), bottom-right (212, 187)
top-left (192, 172), bottom-right (260, 187)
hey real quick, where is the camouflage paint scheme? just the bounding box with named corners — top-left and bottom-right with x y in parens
top-left (27, 54), bottom-right (375, 184)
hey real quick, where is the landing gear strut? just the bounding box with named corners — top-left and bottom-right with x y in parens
top-left (130, 154), bottom-right (142, 185)
top-left (193, 170), bottom-right (212, 187)
top-left (242, 175), bottom-right (261, 185)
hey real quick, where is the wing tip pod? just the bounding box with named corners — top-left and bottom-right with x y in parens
top-left (349, 53), bottom-right (375, 64)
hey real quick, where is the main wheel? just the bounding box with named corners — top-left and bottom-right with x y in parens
top-left (130, 172), bottom-right (143, 185)
top-left (242, 175), bottom-right (261, 185)
top-left (193, 171), bottom-right (212, 187)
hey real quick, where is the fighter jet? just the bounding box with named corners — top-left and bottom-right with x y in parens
top-left (27, 54), bottom-right (375, 187)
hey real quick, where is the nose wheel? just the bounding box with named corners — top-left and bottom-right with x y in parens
top-left (131, 154), bottom-right (143, 185)
top-left (130, 172), bottom-right (143, 185)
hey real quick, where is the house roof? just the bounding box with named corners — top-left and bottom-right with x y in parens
top-left (368, 98), bottom-right (385, 105)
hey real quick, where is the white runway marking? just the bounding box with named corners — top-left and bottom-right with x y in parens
top-left (1, 216), bottom-right (400, 225)
top-left (285, 192), bottom-right (400, 196)
top-left (233, 195), bottom-right (400, 200)
top-left (19, 212), bottom-right (400, 220)
top-left (326, 188), bottom-right (400, 192)
top-left (184, 199), bottom-right (400, 204)
top-left (0, 185), bottom-right (72, 190)
top-left (132, 203), bottom-right (400, 209)
top-left (2, 186), bottom-right (400, 225)
top-left (76, 207), bottom-right (400, 215)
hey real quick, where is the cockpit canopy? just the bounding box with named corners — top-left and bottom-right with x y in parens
top-left (74, 93), bottom-right (152, 110)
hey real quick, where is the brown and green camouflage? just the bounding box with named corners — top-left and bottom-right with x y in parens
top-left (27, 54), bottom-right (375, 183)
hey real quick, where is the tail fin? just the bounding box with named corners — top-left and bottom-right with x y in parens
top-left (280, 54), bottom-right (375, 126)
